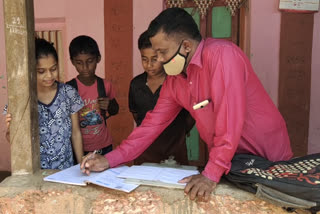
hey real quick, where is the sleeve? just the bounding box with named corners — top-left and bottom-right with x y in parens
top-left (65, 84), bottom-right (84, 114)
top-left (105, 80), bottom-right (182, 167)
top-left (202, 45), bottom-right (247, 182)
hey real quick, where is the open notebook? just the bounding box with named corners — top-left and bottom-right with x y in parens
top-left (43, 164), bottom-right (138, 193)
top-left (117, 165), bottom-right (199, 189)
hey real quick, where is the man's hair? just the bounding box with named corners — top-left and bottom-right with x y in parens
top-left (138, 30), bottom-right (152, 50)
top-left (69, 35), bottom-right (101, 59)
top-left (35, 37), bottom-right (58, 62)
top-left (148, 7), bottom-right (202, 42)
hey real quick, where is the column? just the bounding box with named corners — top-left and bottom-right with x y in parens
top-left (3, 0), bottom-right (40, 174)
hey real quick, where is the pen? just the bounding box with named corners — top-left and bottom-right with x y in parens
top-left (88, 150), bottom-right (98, 160)
top-left (92, 149), bottom-right (98, 156)
top-left (2, 104), bottom-right (8, 115)
top-left (82, 149), bottom-right (98, 162)
top-left (81, 150), bottom-right (98, 175)
top-left (193, 100), bottom-right (209, 110)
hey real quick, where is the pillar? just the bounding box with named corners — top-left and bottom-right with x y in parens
top-left (104, 0), bottom-right (133, 148)
top-left (3, 0), bottom-right (40, 174)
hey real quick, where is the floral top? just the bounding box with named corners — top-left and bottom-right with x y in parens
top-left (38, 82), bottom-right (83, 169)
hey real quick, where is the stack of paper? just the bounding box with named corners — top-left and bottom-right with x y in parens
top-left (44, 164), bottom-right (199, 192)
top-left (117, 165), bottom-right (199, 189)
top-left (43, 164), bottom-right (138, 193)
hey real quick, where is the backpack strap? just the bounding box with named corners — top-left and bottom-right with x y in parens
top-left (96, 76), bottom-right (107, 124)
top-left (96, 76), bottom-right (107, 98)
top-left (96, 76), bottom-right (119, 122)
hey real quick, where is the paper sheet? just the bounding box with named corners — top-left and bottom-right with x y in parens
top-left (44, 164), bottom-right (139, 192)
top-left (43, 164), bottom-right (92, 186)
top-left (88, 167), bottom-right (138, 193)
top-left (117, 165), bottom-right (199, 186)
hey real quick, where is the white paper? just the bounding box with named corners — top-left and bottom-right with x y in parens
top-left (117, 165), bottom-right (199, 186)
top-left (44, 164), bottom-right (92, 186)
top-left (279, 0), bottom-right (319, 11)
top-left (157, 167), bottom-right (199, 184)
top-left (44, 164), bottom-right (139, 192)
top-left (88, 167), bottom-right (138, 193)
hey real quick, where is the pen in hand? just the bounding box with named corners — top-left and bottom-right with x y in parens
top-left (81, 150), bottom-right (98, 174)
top-left (89, 150), bottom-right (98, 159)
top-left (84, 150), bottom-right (98, 161)
top-left (81, 150), bottom-right (110, 175)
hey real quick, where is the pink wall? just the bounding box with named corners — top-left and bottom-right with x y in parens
top-left (249, 1), bottom-right (320, 154)
top-left (34, 0), bottom-right (105, 81)
top-left (132, 0), bottom-right (163, 77)
top-left (309, 11), bottom-right (320, 153)
top-left (249, 1), bottom-right (281, 105)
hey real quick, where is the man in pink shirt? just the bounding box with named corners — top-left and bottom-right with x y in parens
top-left (81, 8), bottom-right (293, 200)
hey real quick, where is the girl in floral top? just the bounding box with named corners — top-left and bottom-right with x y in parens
top-left (6, 38), bottom-right (84, 169)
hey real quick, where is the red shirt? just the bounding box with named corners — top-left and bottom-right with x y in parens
top-left (77, 78), bottom-right (115, 151)
top-left (105, 39), bottom-right (293, 182)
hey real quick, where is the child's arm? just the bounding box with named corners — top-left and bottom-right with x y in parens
top-left (5, 113), bottom-right (11, 142)
top-left (70, 112), bottom-right (83, 164)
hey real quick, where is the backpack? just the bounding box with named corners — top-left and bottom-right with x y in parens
top-left (66, 76), bottom-right (119, 124)
top-left (224, 153), bottom-right (320, 213)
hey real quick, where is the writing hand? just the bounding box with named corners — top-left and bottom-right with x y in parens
top-left (97, 97), bottom-right (110, 111)
top-left (5, 113), bottom-right (11, 129)
top-left (5, 113), bottom-right (11, 142)
top-left (179, 174), bottom-right (217, 201)
top-left (80, 152), bottom-right (110, 175)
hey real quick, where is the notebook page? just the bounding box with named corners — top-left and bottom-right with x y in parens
top-left (87, 166), bottom-right (139, 193)
top-left (43, 164), bottom-right (99, 186)
top-left (117, 165), bottom-right (162, 181)
top-left (157, 168), bottom-right (199, 185)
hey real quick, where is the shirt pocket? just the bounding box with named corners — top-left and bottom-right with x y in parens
top-left (193, 101), bottom-right (215, 139)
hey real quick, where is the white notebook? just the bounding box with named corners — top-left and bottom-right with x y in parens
top-left (117, 165), bottom-right (199, 189)
top-left (43, 164), bottom-right (139, 193)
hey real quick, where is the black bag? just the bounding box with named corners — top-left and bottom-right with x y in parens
top-left (66, 76), bottom-right (119, 124)
top-left (224, 153), bottom-right (320, 213)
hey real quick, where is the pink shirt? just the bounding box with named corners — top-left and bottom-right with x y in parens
top-left (77, 78), bottom-right (116, 151)
top-left (106, 39), bottom-right (293, 182)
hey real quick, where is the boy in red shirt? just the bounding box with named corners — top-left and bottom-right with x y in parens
top-left (68, 35), bottom-right (119, 156)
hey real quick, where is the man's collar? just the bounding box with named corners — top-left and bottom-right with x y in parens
top-left (188, 39), bottom-right (205, 69)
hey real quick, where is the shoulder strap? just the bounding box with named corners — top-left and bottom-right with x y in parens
top-left (96, 76), bottom-right (107, 124)
top-left (66, 78), bottom-right (78, 91)
top-left (96, 76), bottom-right (119, 120)
top-left (96, 76), bottom-right (106, 98)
